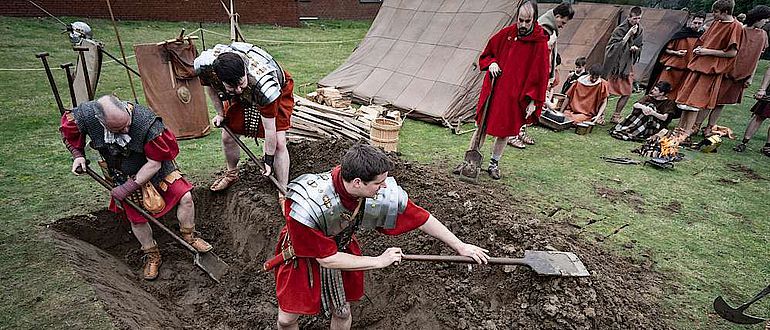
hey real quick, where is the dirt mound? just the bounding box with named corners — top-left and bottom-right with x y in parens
top-left (49, 139), bottom-right (670, 329)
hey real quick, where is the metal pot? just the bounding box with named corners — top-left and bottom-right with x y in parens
top-left (575, 122), bottom-right (593, 135)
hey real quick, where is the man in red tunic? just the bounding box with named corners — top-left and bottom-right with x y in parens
top-left (194, 43), bottom-right (294, 206)
top-left (693, 5), bottom-right (770, 136)
top-left (61, 95), bottom-right (212, 280)
top-left (605, 6), bottom-right (644, 124)
top-left (463, 0), bottom-right (549, 179)
top-left (646, 12), bottom-right (705, 101)
top-left (273, 144), bottom-right (489, 329)
top-left (674, 0), bottom-right (742, 138)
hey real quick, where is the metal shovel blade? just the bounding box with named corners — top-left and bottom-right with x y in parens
top-left (713, 296), bottom-right (766, 324)
top-left (194, 251), bottom-right (229, 283)
top-left (459, 150), bottom-right (483, 183)
top-left (523, 251), bottom-right (590, 277)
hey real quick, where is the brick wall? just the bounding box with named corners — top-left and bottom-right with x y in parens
top-left (297, 0), bottom-right (380, 20)
top-left (2, 0), bottom-right (300, 26)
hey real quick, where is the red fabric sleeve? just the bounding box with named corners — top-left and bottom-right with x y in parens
top-left (287, 215), bottom-right (339, 259)
top-left (600, 80), bottom-right (610, 100)
top-left (478, 28), bottom-right (506, 71)
top-left (60, 112), bottom-right (85, 158)
top-left (144, 129), bottom-right (179, 162)
top-left (523, 41), bottom-right (551, 105)
top-left (377, 200), bottom-right (430, 236)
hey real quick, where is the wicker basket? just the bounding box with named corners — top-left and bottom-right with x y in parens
top-left (370, 117), bottom-right (402, 152)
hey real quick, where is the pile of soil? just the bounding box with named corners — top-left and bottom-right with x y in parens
top-left (50, 138), bottom-right (670, 329)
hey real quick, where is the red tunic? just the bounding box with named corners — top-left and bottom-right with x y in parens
top-left (60, 112), bottom-right (193, 224)
top-left (477, 23), bottom-right (550, 138)
top-left (274, 166), bottom-right (430, 315)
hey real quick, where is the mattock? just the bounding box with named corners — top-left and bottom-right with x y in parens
top-left (35, 52), bottom-right (65, 115)
top-left (714, 284), bottom-right (770, 324)
top-left (60, 62), bottom-right (77, 108)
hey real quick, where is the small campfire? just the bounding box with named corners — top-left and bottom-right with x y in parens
top-left (633, 130), bottom-right (684, 168)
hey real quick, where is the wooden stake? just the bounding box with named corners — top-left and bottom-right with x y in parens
top-left (106, 0), bottom-right (138, 103)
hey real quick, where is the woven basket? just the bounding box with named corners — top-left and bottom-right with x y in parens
top-left (370, 117), bottom-right (402, 152)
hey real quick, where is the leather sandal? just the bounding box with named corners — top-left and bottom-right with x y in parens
top-left (507, 136), bottom-right (526, 149)
top-left (210, 169), bottom-right (239, 191)
top-left (180, 226), bottom-right (213, 253)
top-left (610, 112), bottom-right (622, 124)
top-left (141, 243), bottom-right (162, 280)
top-left (762, 146), bottom-right (770, 157)
top-left (733, 143), bottom-right (747, 152)
top-left (519, 132), bottom-right (535, 145)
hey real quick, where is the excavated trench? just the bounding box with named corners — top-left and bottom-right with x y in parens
top-left (49, 139), bottom-right (670, 329)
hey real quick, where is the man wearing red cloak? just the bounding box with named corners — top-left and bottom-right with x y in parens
top-left (272, 144), bottom-right (489, 329)
top-left (467, 0), bottom-right (550, 179)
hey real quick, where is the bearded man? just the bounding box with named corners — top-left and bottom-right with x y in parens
top-left (455, 0), bottom-right (549, 178)
top-left (605, 6), bottom-right (644, 124)
top-left (61, 95), bottom-right (212, 280)
top-left (194, 42), bottom-right (294, 207)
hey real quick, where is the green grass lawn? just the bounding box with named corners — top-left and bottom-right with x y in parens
top-left (1, 16), bottom-right (768, 329)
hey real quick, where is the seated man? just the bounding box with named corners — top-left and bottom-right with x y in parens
top-left (61, 95), bottom-right (212, 280)
top-left (272, 144), bottom-right (489, 329)
top-left (561, 56), bottom-right (588, 94)
top-left (561, 64), bottom-right (609, 125)
top-left (610, 81), bottom-right (679, 141)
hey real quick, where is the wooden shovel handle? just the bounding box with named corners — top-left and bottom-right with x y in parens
top-left (402, 254), bottom-right (526, 266)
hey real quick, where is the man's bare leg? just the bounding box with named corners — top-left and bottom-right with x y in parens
top-left (693, 107), bottom-right (713, 134)
top-left (330, 303), bottom-right (352, 330)
top-left (610, 95), bottom-right (630, 122)
top-left (273, 131), bottom-right (290, 189)
top-left (678, 110), bottom-right (700, 136)
top-left (707, 105), bottom-right (725, 130)
top-left (220, 129), bottom-right (241, 171)
top-left (491, 137), bottom-right (507, 159)
top-left (277, 309), bottom-right (300, 330)
top-left (131, 222), bottom-right (155, 250)
top-left (176, 191), bottom-right (195, 229)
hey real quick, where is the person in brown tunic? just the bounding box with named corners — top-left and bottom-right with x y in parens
top-left (734, 66), bottom-right (770, 156)
top-left (647, 12), bottom-right (705, 101)
top-left (604, 6), bottom-right (643, 124)
top-left (674, 0), bottom-right (742, 137)
top-left (694, 5), bottom-right (770, 136)
top-left (561, 64), bottom-right (609, 124)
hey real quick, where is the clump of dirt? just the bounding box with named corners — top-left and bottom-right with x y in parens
top-left (593, 184), bottom-right (646, 214)
top-left (49, 139), bottom-right (670, 329)
top-left (727, 163), bottom-right (765, 180)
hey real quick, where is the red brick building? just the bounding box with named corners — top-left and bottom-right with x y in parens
top-left (2, 0), bottom-right (381, 26)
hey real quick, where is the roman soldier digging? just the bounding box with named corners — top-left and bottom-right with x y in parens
top-left (60, 95), bottom-right (212, 280)
top-left (194, 42), bottom-right (294, 205)
top-left (270, 144), bottom-right (489, 330)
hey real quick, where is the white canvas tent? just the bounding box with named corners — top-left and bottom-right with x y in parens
top-left (319, 0), bottom-right (520, 127)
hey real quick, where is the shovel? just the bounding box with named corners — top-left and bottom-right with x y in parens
top-left (79, 165), bottom-right (229, 283)
top-left (403, 250), bottom-right (590, 277)
top-left (220, 124), bottom-right (287, 196)
top-left (714, 284), bottom-right (770, 324)
top-left (458, 76), bottom-right (497, 184)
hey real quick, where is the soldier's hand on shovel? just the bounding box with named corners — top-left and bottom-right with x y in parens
top-left (262, 154), bottom-right (275, 177)
top-left (378, 247), bottom-right (404, 268)
top-left (212, 114), bottom-right (224, 128)
top-left (455, 242), bottom-right (490, 264)
top-left (71, 157), bottom-right (87, 175)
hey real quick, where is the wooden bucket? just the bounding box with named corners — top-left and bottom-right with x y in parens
top-left (370, 117), bottom-right (402, 152)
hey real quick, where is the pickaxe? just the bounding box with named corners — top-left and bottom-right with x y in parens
top-left (713, 284), bottom-right (770, 324)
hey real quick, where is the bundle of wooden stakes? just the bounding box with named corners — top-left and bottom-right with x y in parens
top-left (306, 87), bottom-right (352, 108)
top-left (288, 95), bottom-right (388, 143)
